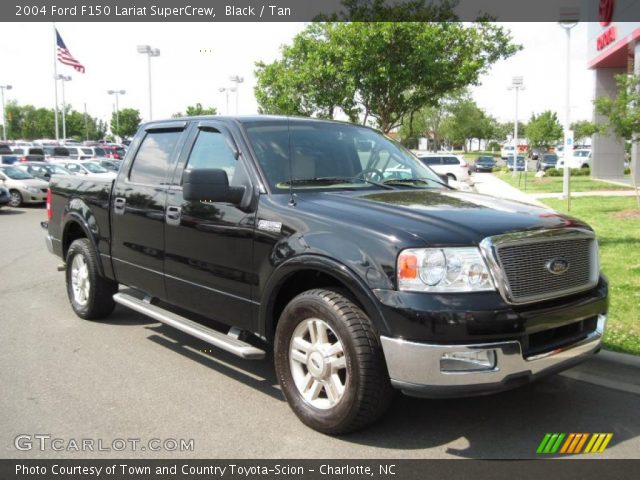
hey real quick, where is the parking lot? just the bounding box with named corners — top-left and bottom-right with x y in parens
top-left (1, 207), bottom-right (639, 459)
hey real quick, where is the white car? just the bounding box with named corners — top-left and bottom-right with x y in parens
top-left (558, 149), bottom-right (592, 169)
top-left (413, 152), bottom-right (470, 182)
top-left (500, 145), bottom-right (515, 159)
top-left (60, 161), bottom-right (117, 178)
top-left (64, 146), bottom-right (95, 160)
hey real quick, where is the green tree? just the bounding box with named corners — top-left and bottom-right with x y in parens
top-left (255, 23), bottom-right (358, 120)
top-left (439, 96), bottom-right (494, 151)
top-left (255, 22), bottom-right (520, 132)
top-left (398, 90), bottom-right (465, 149)
top-left (571, 120), bottom-right (599, 144)
top-left (111, 108), bottom-right (141, 139)
top-left (594, 74), bottom-right (640, 141)
top-left (318, 0), bottom-right (461, 21)
top-left (64, 110), bottom-right (107, 141)
top-left (172, 103), bottom-right (218, 118)
top-left (5, 101), bottom-right (56, 139)
top-left (594, 74), bottom-right (640, 206)
top-left (526, 111), bottom-right (562, 148)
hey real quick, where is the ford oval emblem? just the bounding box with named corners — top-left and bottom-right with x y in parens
top-left (546, 258), bottom-right (570, 275)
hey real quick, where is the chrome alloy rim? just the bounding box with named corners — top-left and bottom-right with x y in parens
top-left (70, 254), bottom-right (90, 306)
top-left (289, 318), bottom-right (348, 409)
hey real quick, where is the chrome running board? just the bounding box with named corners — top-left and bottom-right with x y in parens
top-left (113, 292), bottom-right (265, 360)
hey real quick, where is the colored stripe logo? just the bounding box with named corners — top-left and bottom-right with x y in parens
top-left (537, 433), bottom-right (613, 454)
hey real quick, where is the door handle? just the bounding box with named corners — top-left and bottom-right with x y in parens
top-left (113, 197), bottom-right (126, 215)
top-left (166, 205), bottom-right (181, 226)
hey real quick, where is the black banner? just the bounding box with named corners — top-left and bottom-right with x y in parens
top-left (3, 0), bottom-right (640, 22)
top-left (3, 460), bottom-right (640, 480)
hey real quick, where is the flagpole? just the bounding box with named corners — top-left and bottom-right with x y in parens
top-left (53, 23), bottom-right (59, 141)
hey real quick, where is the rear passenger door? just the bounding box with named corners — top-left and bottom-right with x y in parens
top-left (110, 123), bottom-right (188, 300)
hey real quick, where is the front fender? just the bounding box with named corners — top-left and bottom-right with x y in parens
top-left (259, 254), bottom-right (391, 340)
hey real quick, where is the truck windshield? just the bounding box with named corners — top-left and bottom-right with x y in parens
top-left (243, 121), bottom-right (442, 191)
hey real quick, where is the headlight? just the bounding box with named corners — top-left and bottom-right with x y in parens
top-left (397, 247), bottom-right (495, 292)
top-left (27, 187), bottom-right (40, 194)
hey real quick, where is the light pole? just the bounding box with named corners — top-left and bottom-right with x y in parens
top-left (55, 75), bottom-right (72, 141)
top-left (508, 76), bottom-right (525, 177)
top-left (559, 20), bottom-right (578, 209)
top-left (229, 75), bottom-right (244, 114)
top-left (107, 90), bottom-right (126, 139)
top-left (137, 45), bottom-right (160, 120)
top-left (218, 87), bottom-right (236, 115)
top-left (0, 84), bottom-right (12, 141)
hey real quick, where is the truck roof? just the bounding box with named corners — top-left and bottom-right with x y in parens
top-left (142, 115), bottom-right (366, 129)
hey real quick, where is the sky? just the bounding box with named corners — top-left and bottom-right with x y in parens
top-left (0, 22), bottom-right (594, 133)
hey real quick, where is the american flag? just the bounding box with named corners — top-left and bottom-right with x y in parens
top-left (56, 29), bottom-right (85, 74)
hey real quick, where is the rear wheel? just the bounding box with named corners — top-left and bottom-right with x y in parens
top-left (274, 289), bottom-right (393, 434)
top-left (65, 238), bottom-right (118, 320)
top-left (9, 190), bottom-right (23, 207)
top-left (447, 173), bottom-right (457, 182)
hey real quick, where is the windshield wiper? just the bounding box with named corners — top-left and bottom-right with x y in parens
top-left (382, 177), bottom-right (449, 188)
top-left (280, 176), bottom-right (394, 189)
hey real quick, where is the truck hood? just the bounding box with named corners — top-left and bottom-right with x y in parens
top-left (298, 188), bottom-right (589, 245)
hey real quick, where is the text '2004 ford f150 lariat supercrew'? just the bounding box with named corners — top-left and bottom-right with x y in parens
top-left (44, 116), bottom-right (608, 434)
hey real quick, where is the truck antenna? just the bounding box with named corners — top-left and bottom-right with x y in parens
top-left (287, 118), bottom-right (296, 206)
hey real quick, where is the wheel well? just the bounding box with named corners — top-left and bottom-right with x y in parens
top-left (63, 221), bottom-right (87, 258)
top-left (447, 173), bottom-right (457, 181)
top-left (268, 269), bottom-right (363, 340)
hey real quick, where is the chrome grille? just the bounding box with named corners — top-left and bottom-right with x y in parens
top-left (481, 229), bottom-right (599, 305)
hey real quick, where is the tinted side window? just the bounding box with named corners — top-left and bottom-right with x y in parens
top-left (129, 131), bottom-right (181, 185)
top-left (185, 129), bottom-right (237, 182)
top-left (421, 156), bottom-right (441, 165)
top-left (443, 156), bottom-right (460, 165)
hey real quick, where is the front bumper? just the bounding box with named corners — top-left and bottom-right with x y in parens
top-left (381, 314), bottom-right (606, 398)
top-left (21, 189), bottom-right (47, 203)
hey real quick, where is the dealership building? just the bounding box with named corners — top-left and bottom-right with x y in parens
top-left (587, 0), bottom-right (639, 183)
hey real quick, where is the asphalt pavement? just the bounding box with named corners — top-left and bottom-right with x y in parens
top-left (1, 207), bottom-right (639, 459)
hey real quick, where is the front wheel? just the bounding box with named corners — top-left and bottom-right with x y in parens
top-left (274, 289), bottom-right (393, 434)
top-left (65, 238), bottom-right (118, 320)
top-left (9, 190), bottom-right (23, 207)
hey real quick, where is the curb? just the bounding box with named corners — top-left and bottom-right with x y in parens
top-left (598, 349), bottom-right (640, 368)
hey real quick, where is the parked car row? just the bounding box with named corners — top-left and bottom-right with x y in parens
top-left (1, 141), bottom-right (128, 165)
top-left (0, 158), bottom-right (121, 208)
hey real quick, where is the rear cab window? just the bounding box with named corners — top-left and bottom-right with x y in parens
top-left (128, 130), bottom-right (182, 185)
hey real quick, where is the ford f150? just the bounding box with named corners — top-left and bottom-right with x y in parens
top-left (44, 116), bottom-right (608, 433)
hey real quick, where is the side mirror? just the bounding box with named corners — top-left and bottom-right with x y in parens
top-left (183, 168), bottom-right (245, 204)
top-left (438, 173), bottom-right (449, 185)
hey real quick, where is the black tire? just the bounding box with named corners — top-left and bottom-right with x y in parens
top-left (274, 289), bottom-right (393, 434)
top-left (9, 190), bottom-right (23, 207)
top-left (65, 238), bottom-right (118, 320)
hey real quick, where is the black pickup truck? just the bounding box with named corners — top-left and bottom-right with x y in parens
top-left (45, 116), bottom-right (608, 434)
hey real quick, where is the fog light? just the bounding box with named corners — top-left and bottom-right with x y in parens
top-left (440, 349), bottom-right (497, 372)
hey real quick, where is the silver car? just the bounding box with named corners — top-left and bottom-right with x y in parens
top-left (0, 165), bottom-right (49, 207)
